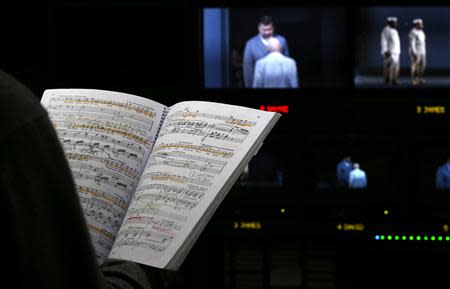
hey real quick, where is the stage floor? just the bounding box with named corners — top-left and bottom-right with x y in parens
top-left (355, 75), bottom-right (450, 88)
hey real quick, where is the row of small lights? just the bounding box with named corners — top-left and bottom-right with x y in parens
top-left (375, 235), bottom-right (450, 241)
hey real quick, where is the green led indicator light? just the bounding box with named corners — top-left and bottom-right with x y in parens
top-left (439, 236), bottom-right (443, 241)
top-left (380, 235), bottom-right (385, 240)
top-left (416, 236), bottom-right (421, 241)
top-left (431, 236), bottom-right (436, 241)
top-left (409, 236), bottom-right (414, 241)
top-left (424, 236), bottom-right (429, 241)
top-left (446, 236), bottom-right (450, 241)
top-left (395, 236), bottom-right (399, 240)
top-left (387, 235), bottom-right (392, 240)
top-left (402, 236), bottom-right (407, 240)
top-left (384, 210), bottom-right (389, 215)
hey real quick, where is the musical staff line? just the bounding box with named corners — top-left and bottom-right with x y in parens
top-left (67, 124), bottom-right (150, 146)
top-left (135, 183), bottom-right (206, 200)
top-left (141, 171), bottom-right (213, 187)
top-left (78, 185), bottom-right (128, 211)
top-left (87, 224), bottom-right (115, 242)
top-left (167, 110), bottom-right (256, 127)
top-left (67, 153), bottom-right (139, 180)
top-left (133, 193), bottom-right (199, 210)
top-left (148, 152), bottom-right (227, 175)
top-left (47, 104), bottom-right (153, 126)
top-left (57, 96), bottom-right (157, 117)
top-left (124, 216), bottom-right (182, 231)
top-left (59, 130), bottom-right (145, 155)
top-left (153, 143), bottom-right (234, 158)
top-left (126, 207), bottom-right (188, 222)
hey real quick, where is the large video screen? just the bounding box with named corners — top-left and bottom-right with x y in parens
top-left (203, 7), bottom-right (348, 89)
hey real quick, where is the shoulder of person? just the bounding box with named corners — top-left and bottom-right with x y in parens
top-left (0, 70), bottom-right (46, 141)
top-left (247, 35), bottom-right (260, 44)
top-left (276, 35), bottom-right (287, 42)
top-left (255, 56), bottom-right (267, 65)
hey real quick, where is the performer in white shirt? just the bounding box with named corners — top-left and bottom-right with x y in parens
top-left (381, 17), bottom-right (401, 85)
top-left (409, 18), bottom-right (426, 86)
top-left (349, 163), bottom-right (367, 189)
top-left (253, 37), bottom-right (298, 88)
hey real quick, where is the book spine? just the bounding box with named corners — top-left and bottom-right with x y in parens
top-left (155, 107), bottom-right (169, 139)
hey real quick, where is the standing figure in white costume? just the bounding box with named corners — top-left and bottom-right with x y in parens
top-left (381, 17), bottom-right (401, 85)
top-left (349, 163), bottom-right (367, 189)
top-left (409, 18), bottom-right (426, 86)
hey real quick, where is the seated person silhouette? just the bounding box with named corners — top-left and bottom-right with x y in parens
top-left (0, 70), bottom-right (171, 289)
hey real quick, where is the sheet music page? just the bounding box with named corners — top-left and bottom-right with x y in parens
top-left (41, 89), bottom-right (167, 264)
top-left (109, 101), bottom-right (278, 268)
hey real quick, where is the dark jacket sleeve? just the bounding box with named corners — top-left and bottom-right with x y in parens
top-left (278, 35), bottom-right (290, 57)
top-left (102, 260), bottom-right (169, 289)
top-left (436, 167), bottom-right (444, 190)
top-left (243, 39), bottom-right (254, 88)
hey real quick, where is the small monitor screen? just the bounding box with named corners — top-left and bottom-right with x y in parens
top-left (355, 7), bottom-right (450, 88)
top-left (202, 7), bottom-right (349, 89)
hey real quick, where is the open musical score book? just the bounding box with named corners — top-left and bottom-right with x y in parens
top-left (40, 89), bottom-right (280, 270)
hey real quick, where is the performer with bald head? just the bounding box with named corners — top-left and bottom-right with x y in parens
top-left (349, 163), bottom-right (367, 189)
top-left (252, 37), bottom-right (298, 88)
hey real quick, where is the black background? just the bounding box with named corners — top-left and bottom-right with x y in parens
top-left (4, 0), bottom-right (450, 288)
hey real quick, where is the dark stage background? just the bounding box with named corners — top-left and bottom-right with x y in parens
top-left (4, 1), bottom-right (450, 289)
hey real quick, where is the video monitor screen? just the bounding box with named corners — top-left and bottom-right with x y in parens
top-left (413, 134), bottom-right (450, 201)
top-left (202, 7), bottom-right (348, 89)
top-left (308, 134), bottom-right (396, 196)
top-left (355, 7), bottom-right (450, 88)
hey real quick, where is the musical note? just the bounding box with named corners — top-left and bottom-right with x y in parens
top-left (147, 152), bottom-right (227, 175)
top-left (124, 215), bottom-right (182, 231)
top-left (166, 110), bottom-right (256, 127)
top-left (153, 142), bottom-right (234, 158)
top-left (141, 171), bottom-right (213, 187)
top-left (112, 239), bottom-right (166, 252)
top-left (59, 130), bottom-right (145, 155)
top-left (57, 96), bottom-right (157, 117)
top-left (67, 153), bottom-right (140, 180)
top-left (126, 207), bottom-right (188, 222)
